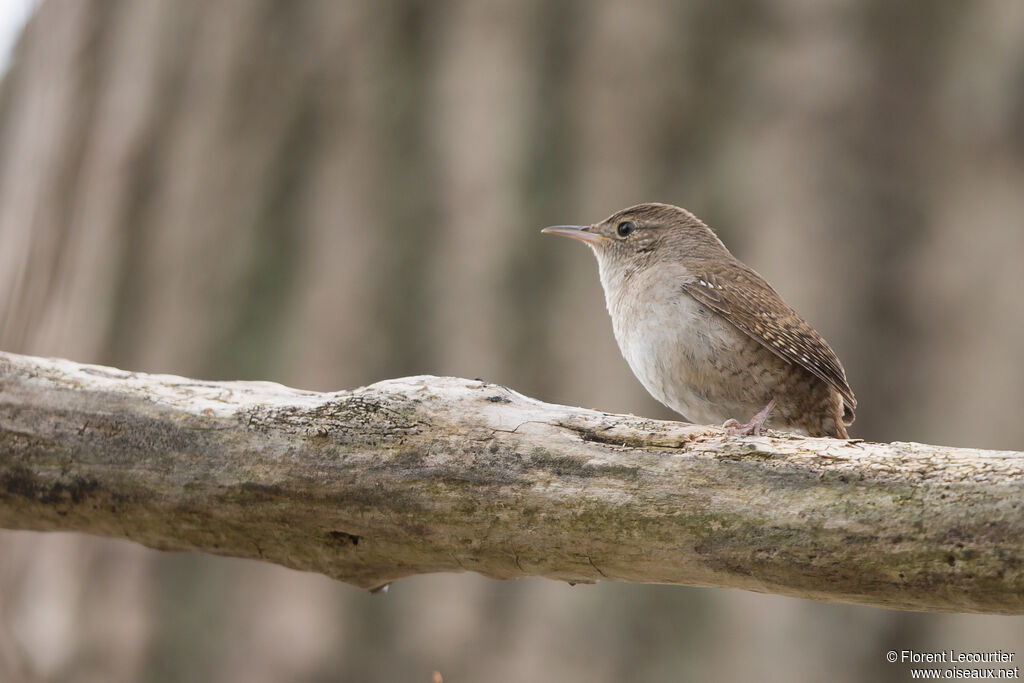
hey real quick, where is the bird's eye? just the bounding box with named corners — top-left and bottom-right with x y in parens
top-left (616, 221), bottom-right (636, 237)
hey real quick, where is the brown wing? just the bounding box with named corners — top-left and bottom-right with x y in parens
top-left (681, 261), bottom-right (857, 415)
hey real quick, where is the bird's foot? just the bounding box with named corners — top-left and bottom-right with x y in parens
top-left (723, 397), bottom-right (777, 437)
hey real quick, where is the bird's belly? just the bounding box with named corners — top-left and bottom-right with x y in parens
top-left (613, 294), bottom-right (765, 424)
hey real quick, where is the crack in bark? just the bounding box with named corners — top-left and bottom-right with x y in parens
top-left (511, 544), bottom-right (524, 574)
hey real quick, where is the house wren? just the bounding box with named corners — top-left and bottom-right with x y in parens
top-left (542, 202), bottom-right (856, 438)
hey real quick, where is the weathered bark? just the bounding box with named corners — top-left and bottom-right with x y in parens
top-left (0, 349), bottom-right (1022, 614)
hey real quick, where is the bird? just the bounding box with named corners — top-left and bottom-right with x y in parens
top-left (542, 202), bottom-right (856, 438)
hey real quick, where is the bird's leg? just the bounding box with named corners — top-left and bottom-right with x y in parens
top-left (723, 397), bottom-right (777, 436)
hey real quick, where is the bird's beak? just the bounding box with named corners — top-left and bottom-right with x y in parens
top-left (541, 225), bottom-right (607, 247)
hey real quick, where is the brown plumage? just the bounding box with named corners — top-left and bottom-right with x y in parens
top-left (680, 262), bottom-right (857, 422)
top-left (542, 202), bottom-right (856, 438)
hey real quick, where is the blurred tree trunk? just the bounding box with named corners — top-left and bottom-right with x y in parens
top-left (0, 2), bottom-right (464, 679)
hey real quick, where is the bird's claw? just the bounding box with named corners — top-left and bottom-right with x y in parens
top-left (723, 418), bottom-right (762, 437)
top-left (723, 397), bottom-right (777, 437)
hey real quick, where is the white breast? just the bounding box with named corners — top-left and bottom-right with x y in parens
top-left (598, 260), bottom-right (747, 424)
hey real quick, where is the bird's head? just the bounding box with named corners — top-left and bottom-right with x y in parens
top-left (541, 202), bottom-right (728, 280)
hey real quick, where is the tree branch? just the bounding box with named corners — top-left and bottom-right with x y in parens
top-left (0, 351), bottom-right (1021, 613)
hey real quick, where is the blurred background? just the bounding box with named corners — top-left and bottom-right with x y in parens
top-left (0, 0), bottom-right (1023, 681)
